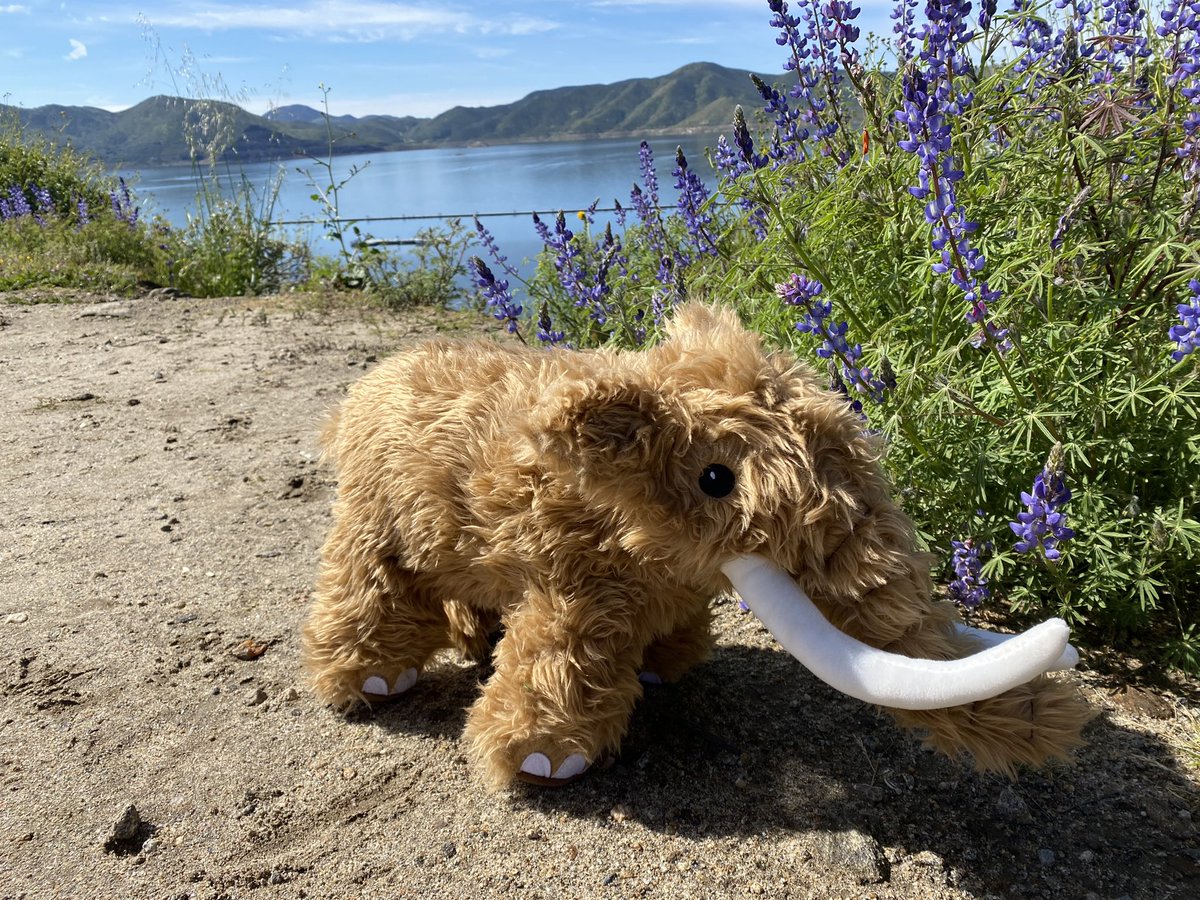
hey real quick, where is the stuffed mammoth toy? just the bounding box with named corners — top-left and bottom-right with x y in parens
top-left (304, 303), bottom-right (1090, 787)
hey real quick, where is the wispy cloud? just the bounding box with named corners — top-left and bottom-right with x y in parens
top-left (0, 5), bottom-right (29, 12)
top-left (142, 2), bottom-right (559, 41)
top-left (65, 39), bottom-right (88, 61)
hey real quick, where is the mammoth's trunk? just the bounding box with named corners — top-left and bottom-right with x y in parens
top-left (721, 554), bottom-right (1077, 711)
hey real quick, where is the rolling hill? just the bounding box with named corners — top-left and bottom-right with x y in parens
top-left (0, 62), bottom-right (784, 168)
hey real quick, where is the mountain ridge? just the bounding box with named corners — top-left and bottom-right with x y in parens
top-left (1, 62), bottom-right (784, 168)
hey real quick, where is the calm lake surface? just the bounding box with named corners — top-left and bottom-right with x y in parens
top-left (124, 135), bottom-right (723, 278)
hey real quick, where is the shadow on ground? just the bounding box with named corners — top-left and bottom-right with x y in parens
top-left (363, 642), bottom-right (1198, 898)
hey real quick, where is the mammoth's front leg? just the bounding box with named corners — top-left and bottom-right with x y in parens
top-left (464, 582), bottom-right (647, 789)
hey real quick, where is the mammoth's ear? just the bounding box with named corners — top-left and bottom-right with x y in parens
top-left (524, 374), bottom-right (686, 472)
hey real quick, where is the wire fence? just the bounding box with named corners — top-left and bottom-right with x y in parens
top-left (271, 206), bottom-right (623, 228)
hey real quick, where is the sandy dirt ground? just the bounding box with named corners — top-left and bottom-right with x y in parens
top-left (1, 291), bottom-right (1198, 900)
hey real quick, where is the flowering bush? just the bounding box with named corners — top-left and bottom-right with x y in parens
top-left (476, 0), bottom-right (1200, 670)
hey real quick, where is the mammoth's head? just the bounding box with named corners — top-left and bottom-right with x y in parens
top-left (523, 302), bottom-right (1075, 711)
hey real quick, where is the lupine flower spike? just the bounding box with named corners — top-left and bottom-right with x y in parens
top-left (1170, 279), bottom-right (1200, 361)
top-left (948, 539), bottom-right (990, 607)
top-left (1010, 443), bottom-right (1075, 562)
top-left (777, 273), bottom-right (888, 412)
top-left (469, 256), bottom-right (523, 337)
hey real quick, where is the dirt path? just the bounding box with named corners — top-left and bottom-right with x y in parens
top-left (0, 293), bottom-right (1197, 900)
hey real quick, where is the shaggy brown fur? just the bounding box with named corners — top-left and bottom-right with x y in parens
top-left (303, 303), bottom-right (1091, 788)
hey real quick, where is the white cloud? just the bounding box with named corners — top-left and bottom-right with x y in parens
top-left (0, 5), bottom-right (30, 13)
top-left (144, 2), bottom-right (559, 41)
top-left (65, 39), bottom-right (88, 61)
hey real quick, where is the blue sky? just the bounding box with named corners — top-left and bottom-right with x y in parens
top-left (0, 1), bottom-right (900, 117)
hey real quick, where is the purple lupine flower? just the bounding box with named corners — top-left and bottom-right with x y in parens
top-left (612, 198), bottom-right (627, 229)
top-left (777, 273), bottom-right (888, 404)
top-left (768, 0), bottom-right (840, 161)
top-left (672, 146), bottom-right (718, 258)
top-left (536, 304), bottom-right (565, 344)
top-left (470, 256), bottom-right (523, 335)
top-left (714, 114), bottom-right (769, 240)
top-left (1010, 445), bottom-right (1075, 561)
top-left (638, 140), bottom-right (661, 207)
top-left (892, 0), bottom-right (920, 65)
top-left (895, 33), bottom-right (1011, 355)
top-left (948, 539), bottom-right (990, 607)
top-left (1010, 0), bottom-right (1056, 92)
top-left (1160, 0), bottom-right (1200, 183)
top-left (751, 73), bottom-right (809, 160)
top-left (31, 185), bottom-right (53, 226)
top-left (978, 0), bottom-right (997, 30)
top-left (76, 197), bottom-right (90, 228)
top-left (110, 177), bottom-right (139, 227)
top-left (473, 215), bottom-right (522, 283)
top-left (1170, 279), bottom-right (1200, 361)
top-left (6, 185), bottom-right (32, 219)
top-left (1092, 0), bottom-right (1150, 76)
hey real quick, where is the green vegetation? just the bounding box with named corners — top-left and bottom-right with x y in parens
top-left (473, 3), bottom-right (1200, 671)
top-left (0, 96), bottom-right (473, 304)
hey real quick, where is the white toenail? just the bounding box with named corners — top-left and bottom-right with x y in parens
top-left (519, 752), bottom-right (552, 779)
top-left (638, 672), bottom-right (663, 685)
top-left (393, 667), bottom-right (418, 694)
top-left (552, 754), bottom-right (588, 780)
top-left (362, 675), bottom-right (389, 695)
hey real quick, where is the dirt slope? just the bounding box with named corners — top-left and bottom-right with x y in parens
top-left (0, 293), bottom-right (1197, 900)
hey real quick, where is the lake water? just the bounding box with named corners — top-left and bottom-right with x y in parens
top-left (123, 134), bottom-right (723, 278)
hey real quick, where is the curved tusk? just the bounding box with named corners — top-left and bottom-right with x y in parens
top-left (721, 553), bottom-right (1073, 711)
top-left (953, 622), bottom-right (1078, 672)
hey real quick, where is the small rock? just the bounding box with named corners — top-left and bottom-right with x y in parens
top-left (101, 803), bottom-right (142, 851)
top-left (1038, 848), bottom-right (1056, 866)
top-left (3, 613), bottom-right (29, 624)
top-left (442, 841), bottom-right (457, 859)
top-left (282, 687), bottom-right (300, 702)
top-left (245, 688), bottom-right (268, 707)
top-left (1078, 850), bottom-right (1095, 864)
top-left (127, 398), bottom-right (141, 406)
top-left (810, 829), bottom-right (889, 884)
top-left (230, 639), bottom-right (269, 661)
top-left (994, 785), bottom-right (1034, 824)
top-left (341, 767), bottom-right (357, 780)
top-left (141, 837), bottom-right (159, 856)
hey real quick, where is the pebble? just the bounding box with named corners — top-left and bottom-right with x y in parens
top-left (3, 613), bottom-right (28, 624)
top-left (810, 829), bottom-right (888, 885)
top-left (245, 687), bottom-right (268, 706)
top-left (101, 802), bottom-right (142, 850)
top-left (1038, 848), bottom-right (1056, 866)
top-left (282, 687), bottom-right (300, 702)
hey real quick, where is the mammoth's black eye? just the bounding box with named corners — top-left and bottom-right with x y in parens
top-left (698, 463), bottom-right (736, 499)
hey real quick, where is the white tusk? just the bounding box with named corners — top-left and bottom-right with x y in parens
top-left (721, 553), bottom-right (1074, 711)
top-left (953, 622), bottom-right (1078, 671)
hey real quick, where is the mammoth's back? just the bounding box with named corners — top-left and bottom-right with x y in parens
top-left (322, 338), bottom-right (575, 569)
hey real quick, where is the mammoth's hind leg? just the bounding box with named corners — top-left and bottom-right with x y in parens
top-left (444, 598), bottom-right (502, 665)
top-left (639, 603), bottom-right (714, 684)
top-left (303, 520), bottom-right (452, 709)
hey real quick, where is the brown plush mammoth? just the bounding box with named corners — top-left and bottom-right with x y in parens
top-left (304, 303), bottom-right (1090, 788)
